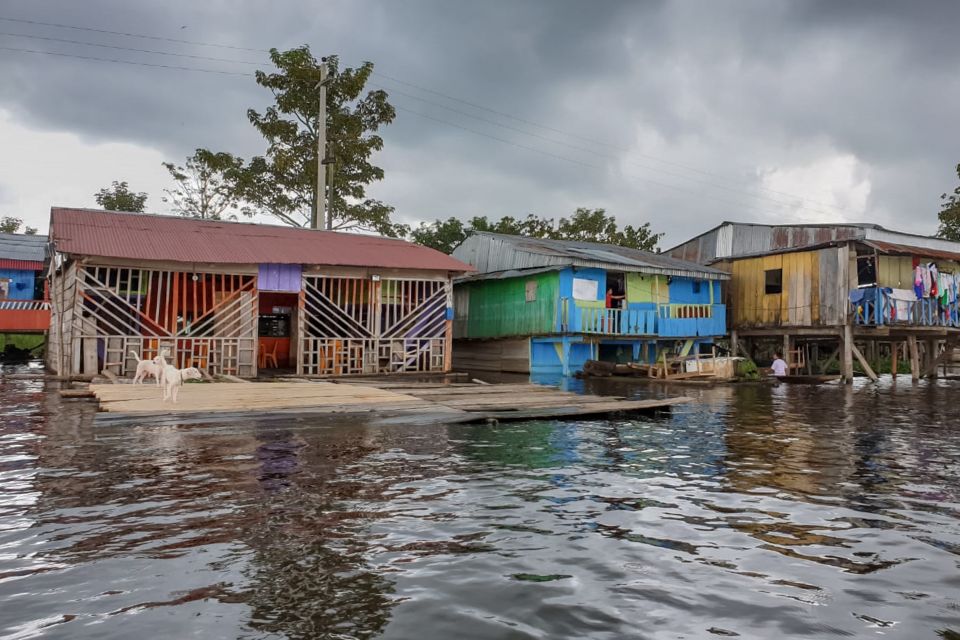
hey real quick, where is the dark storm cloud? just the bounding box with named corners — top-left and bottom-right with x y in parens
top-left (0, 0), bottom-right (957, 242)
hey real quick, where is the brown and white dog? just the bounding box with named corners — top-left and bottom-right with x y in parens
top-left (161, 363), bottom-right (202, 403)
top-left (130, 351), bottom-right (165, 385)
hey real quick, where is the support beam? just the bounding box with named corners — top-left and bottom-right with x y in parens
top-left (730, 329), bottom-right (738, 357)
top-left (890, 341), bottom-right (899, 380)
top-left (850, 343), bottom-right (878, 382)
top-left (924, 339), bottom-right (939, 378)
top-left (842, 324), bottom-right (854, 384)
top-left (907, 335), bottom-right (920, 381)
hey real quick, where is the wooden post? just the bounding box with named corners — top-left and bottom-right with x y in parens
top-left (851, 343), bottom-right (878, 382)
top-left (890, 341), bottom-right (899, 379)
top-left (907, 334), bottom-right (920, 381)
top-left (782, 334), bottom-right (791, 366)
top-left (923, 339), bottom-right (938, 378)
top-left (730, 329), bottom-right (738, 357)
top-left (842, 325), bottom-right (854, 384)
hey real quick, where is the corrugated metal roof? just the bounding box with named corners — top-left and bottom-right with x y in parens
top-left (49, 208), bottom-right (473, 272)
top-left (0, 233), bottom-right (47, 262)
top-left (0, 259), bottom-right (44, 270)
top-left (452, 232), bottom-right (729, 280)
top-left (455, 265), bottom-right (564, 283)
top-left (864, 240), bottom-right (960, 262)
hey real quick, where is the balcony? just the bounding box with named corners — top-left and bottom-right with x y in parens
top-left (564, 300), bottom-right (726, 338)
top-left (0, 300), bottom-right (52, 332)
top-left (851, 287), bottom-right (959, 328)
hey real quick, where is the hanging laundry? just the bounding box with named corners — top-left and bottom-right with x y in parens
top-left (888, 288), bottom-right (917, 323)
top-left (921, 264), bottom-right (932, 297)
top-left (914, 265), bottom-right (925, 299)
top-left (929, 263), bottom-right (939, 298)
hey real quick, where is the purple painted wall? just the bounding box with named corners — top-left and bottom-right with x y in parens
top-left (258, 264), bottom-right (302, 292)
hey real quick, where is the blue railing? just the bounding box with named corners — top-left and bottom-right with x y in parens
top-left (851, 287), bottom-right (960, 327)
top-left (564, 299), bottom-right (726, 337)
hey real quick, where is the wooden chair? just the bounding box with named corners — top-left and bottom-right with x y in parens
top-left (263, 341), bottom-right (279, 368)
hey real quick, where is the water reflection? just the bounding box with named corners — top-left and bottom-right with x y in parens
top-left (1, 371), bottom-right (959, 639)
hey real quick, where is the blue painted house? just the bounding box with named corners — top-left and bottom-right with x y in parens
top-left (0, 233), bottom-right (50, 354)
top-left (451, 233), bottom-right (729, 376)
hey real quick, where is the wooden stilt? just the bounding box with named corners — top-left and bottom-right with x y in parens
top-left (924, 339), bottom-right (939, 378)
top-left (890, 341), bottom-right (899, 379)
top-left (730, 329), bottom-right (738, 357)
top-left (842, 325), bottom-right (854, 384)
top-left (908, 335), bottom-right (920, 381)
top-left (851, 343), bottom-right (878, 382)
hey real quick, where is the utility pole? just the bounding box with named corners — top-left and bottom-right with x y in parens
top-left (312, 59), bottom-right (329, 229)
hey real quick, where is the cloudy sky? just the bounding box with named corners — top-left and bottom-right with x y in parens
top-left (0, 0), bottom-right (958, 247)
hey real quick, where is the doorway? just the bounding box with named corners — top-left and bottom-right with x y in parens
top-left (258, 292), bottom-right (298, 371)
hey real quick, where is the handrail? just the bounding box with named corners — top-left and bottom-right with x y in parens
top-left (0, 299), bottom-right (51, 311)
top-left (851, 287), bottom-right (960, 327)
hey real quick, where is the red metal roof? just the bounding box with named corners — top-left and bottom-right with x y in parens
top-left (864, 240), bottom-right (960, 262)
top-left (49, 208), bottom-right (473, 272)
top-left (0, 259), bottom-right (44, 270)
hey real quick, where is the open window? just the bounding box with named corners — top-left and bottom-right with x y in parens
top-left (856, 254), bottom-right (878, 288)
top-left (764, 269), bottom-right (782, 295)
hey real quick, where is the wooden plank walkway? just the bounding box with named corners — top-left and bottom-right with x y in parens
top-left (90, 380), bottom-right (691, 427)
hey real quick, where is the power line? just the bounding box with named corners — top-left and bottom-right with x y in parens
top-left (0, 45), bottom-right (251, 76)
top-left (0, 30), bottom-right (265, 65)
top-left (0, 13), bottom-right (861, 216)
top-left (0, 16), bottom-right (268, 53)
top-left (377, 83), bottom-right (848, 219)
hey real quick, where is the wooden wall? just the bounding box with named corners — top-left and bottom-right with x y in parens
top-left (729, 246), bottom-right (849, 329)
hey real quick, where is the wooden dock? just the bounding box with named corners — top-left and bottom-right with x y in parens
top-left (90, 380), bottom-right (691, 427)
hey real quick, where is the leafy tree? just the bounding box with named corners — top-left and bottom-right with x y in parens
top-left (0, 216), bottom-right (37, 234)
top-left (95, 181), bottom-right (148, 212)
top-left (410, 208), bottom-right (662, 253)
top-left (162, 149), bottom-right (245, 220)
top-left (211, 47), bottom-right (401, 235)
top-left (937, 163), bottom-right (960, 241)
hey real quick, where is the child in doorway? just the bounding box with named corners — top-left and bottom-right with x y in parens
top-left (770, 352), bottom-right (788, 377)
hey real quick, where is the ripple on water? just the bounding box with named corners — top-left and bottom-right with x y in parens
top-left (0, 373), bottom-right (959, 639)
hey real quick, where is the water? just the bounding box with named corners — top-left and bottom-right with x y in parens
top-left (1, 369), bottom-right (959, 639)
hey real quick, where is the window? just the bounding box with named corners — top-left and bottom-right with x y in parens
top-left (0, 278), bottom-right (9, 299)
top-left (856, 255), bottom-right (877, 287)
top-left (525, 280), bottom-right (537, 302)
top-left (692, 280), bottom-right (702, 294)
top-left (764, 269), bottom-right (783, 295)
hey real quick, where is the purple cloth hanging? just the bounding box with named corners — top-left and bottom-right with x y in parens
top-left (258, 264), bottom-right (302, 292)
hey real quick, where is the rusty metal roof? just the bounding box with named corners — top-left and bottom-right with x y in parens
top-left (864, 240), bottom-right (960, 262)
top-left (49, 208), bottom-right (473, 272)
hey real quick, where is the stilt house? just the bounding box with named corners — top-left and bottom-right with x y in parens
top-left (0, 232), bottom-right (50, 354)
top-left (46, 208), bottom-right (472, 378)
top-left (451, 232), bottom-right (729, 375)
top-left (667, 221), bottom-right (960, 380)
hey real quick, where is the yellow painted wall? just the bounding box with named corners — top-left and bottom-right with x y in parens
top-left (730, 250), bottom-right (821, 328)
top-left (875, 256), bottom-right (960, 289)
top-left (626, 273), bottom-right (667, 303)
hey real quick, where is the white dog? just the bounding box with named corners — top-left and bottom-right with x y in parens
top-left (130, 351), bottom-right (165, 385)
top-left (161, 364), bottom-right (202, 403)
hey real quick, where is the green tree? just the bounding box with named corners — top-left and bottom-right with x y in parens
top-left (94, 181), bottom-right (148, 212)
top-left (937, 163), bottom-right (960, 241)
top-left (214, 47), bottom-right (401, 235)
top-left (0, 216), bottom-right (37, 234)
top-left (162, 149), bottom-right (244, 220)
top-left (410, 209), bottom-right (662, 253)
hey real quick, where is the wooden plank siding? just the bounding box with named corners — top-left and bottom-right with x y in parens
top-left (730, 248), bottom-right (830, 329)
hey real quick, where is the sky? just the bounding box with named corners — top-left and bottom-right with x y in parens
top-left (0, 0), bottom-right (958, 248)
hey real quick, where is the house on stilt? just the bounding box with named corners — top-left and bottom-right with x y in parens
top-left (46, 208), bottom-right (472, 378)
top-left (0, 232), bottom-right (50, 358)
top-left (666, 221), bottom-right (960, 382)
top-left (450, 232), bottom-right (730, 376)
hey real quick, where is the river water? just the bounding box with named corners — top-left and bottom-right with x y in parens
top-left (1, 369), bottom-right (958, 639)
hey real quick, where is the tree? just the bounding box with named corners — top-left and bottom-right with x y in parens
top-left (409, 209), bottom-right (663, 253)
top-left (937, 163), bottom-right (960, 241)
top-left (212, 47), bottom-right (402, 235)
top-left (0, 216), bottom-right (37, 234)
top-left (162, 149), bottom-right (245, 220)
top-left (95, 181), bottom-right (148, 212)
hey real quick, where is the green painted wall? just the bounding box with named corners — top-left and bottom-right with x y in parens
top-left (465, 271), bottom-right (559, 338)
